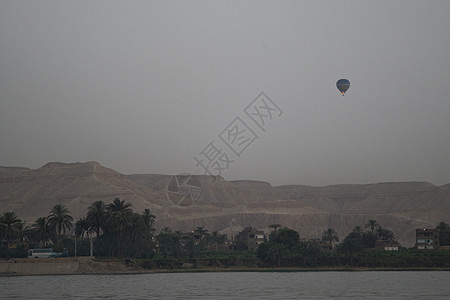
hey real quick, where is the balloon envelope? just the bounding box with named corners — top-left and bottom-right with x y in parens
top-left (336, 79), bottom-right (350, 95)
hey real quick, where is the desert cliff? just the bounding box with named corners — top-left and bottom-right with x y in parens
top-left (1, 162), bottom-right (449, 247)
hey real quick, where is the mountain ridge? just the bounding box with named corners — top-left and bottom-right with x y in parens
top-left (1, 161), bottom-right (449, 247)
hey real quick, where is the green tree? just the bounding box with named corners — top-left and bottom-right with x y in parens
top-left (268, 224), bottom-right (281, 232)
top-left (48, 204), bottom-right (73, 241)
top-left (194, 226), bottom-right (208, 251)
top-left (194, 226), bottom-right (208, 239)
top-left (376, 227), bottom-right (395, 241)
top-left (365, 219), bottom-right (379, 234)
top-left (258, 241), bottom-right (286, 267)
top-left (353, 225), bottom-right (364, 235)
top-left (185, 238), bottom-right (196, 258)
top-left (172, 230), bottom-right (182, 258)
top-left (336, 229), bottom-right (364, 265)
top-left (0, 212), bottom-right (21, 246)
top-left (126, 212), bottom-right (151, 258)
top-left (300, 239), bottom-right (321, 257)
top-left (75, 217), bottom-right (91, 238)
top-left (86, 201), bottom-right (106, 238)
top-left (31, 216), bottom-right (55, 247)
top-left (157, 227), bottom-right (174, 258)
top-left (161, 226), bottom-right (172, 234)
top-left (271, 227), bottom-right (300, 248)
top-left (14, 221), bottom-right (29, 250)
top-left (86, 200), bottom-right (107, 255)
top-left (87, 199), bottom-right (155, 258)
top-left (258, 227), bottom-right (301, 266)
top-left (336, 237), bottom-right (361, 266)
top-left (361, 231), bottom-right (377, 248)
top-left (210, 231), bottom-right (227, 244)
top-left (142, 209), bottom-right (156, 230)
top-left (258, 227), bottom-right (302, 266)
top-left (436, 222), bottom-right (450, 246)
top-left (321, 228), bottom-right (339, 249)
top-left (106, 198), bottom-right (133, 256)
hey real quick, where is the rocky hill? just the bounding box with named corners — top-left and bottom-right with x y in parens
top-left (1, 162), bottom-right (449, 247)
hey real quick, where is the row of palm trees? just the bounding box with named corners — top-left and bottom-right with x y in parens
top-left (267, 220), bottom-right (395, 251)
top-left (265, 220), bottom-right (394, 249)
top-left (156, 225), bottom-right (227, 258)
top-left (257, 220), bottom-right (396, 266)
top-left (335, 220), bottom-right (397, 263)
top-left (1, 204), bottom-right (395, 260)
top-left (266, 224), bottom-right (340, 248)
top-left (154, 224), bottom-right (337, 260)
top-left (74, 198), bottom-right (156, 257)
top-left (0, 204), bottom-right (73, 250)
top-left (0, 198), bottom-right (156, 258)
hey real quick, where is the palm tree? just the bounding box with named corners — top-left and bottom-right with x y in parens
top-left (336, 236), bottom-right (362, 266)
top-left (267, 243), bottom-right (286, 267)
top-left (268, 224), bottom-right (281, 232)
top-left (161, 226), bottom-right (172, 234)
top-left (48, 204), bottom-right (73, 241)
top-left (75, 217), bottom-right (91, 238)
top-left (436, 222), bottom-right (450, 246)
top-left (31, 216), bottom-right (55, 247)
top-left (365, 219), bottom-right (379, 234)
top-left (107, 198), bottom-right (133, 215)
top-left (194, 226), bottom-right (209, 251)
top-left (321, 228), bottom-right (339, 249)
top-left (185, 238), bottom-right (196, 258)
top-left (210, 231), bottom-right (227, 244)
top-left (436, 222), bottom-right (449, 231)
top-left (107, 198), bottom-right (133, 256)
top-left (376, 227), bottom-right (395, 241)
top-left (14, 221), bottom-right (28, 249)
top-left (172, 230), bottom-right (182, 258)
top-left (0, 212), bottom-right (21, 246)
top-left (86, 201), bottom-right (106, 238)
top-left (142, 208), bottom-right (156, 237)
top-left (157, 227), bottom-right (174, 258)
top-left (194, 226), bottom-right (208, 239)
top-left (352, 225), bottom-right (364, 236)
top-left (143, 209), bottom-right (156, 227)
top-left (124, 213), bottom-right (147, 258)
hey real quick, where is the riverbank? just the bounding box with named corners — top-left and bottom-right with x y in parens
top-left (0, 257), bottom-right (79, 275)
top-left (1, 257), bottom-right (450, 276)
top-left (0, 257), bottom-right (144, 276)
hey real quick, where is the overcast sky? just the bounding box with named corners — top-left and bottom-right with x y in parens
top-left (1, 1), bottom-right (450, 186)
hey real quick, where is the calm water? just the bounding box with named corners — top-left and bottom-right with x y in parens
top-left (1, 271), bottom-right (450, 299)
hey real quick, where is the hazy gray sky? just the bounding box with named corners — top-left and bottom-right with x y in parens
top-left (1, 1), bottom-right (450, 186)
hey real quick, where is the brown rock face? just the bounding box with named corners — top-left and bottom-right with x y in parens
top-left (0, 162), bottom-right (167, 220)
top-left (1, 162), bottom-right (449, 247)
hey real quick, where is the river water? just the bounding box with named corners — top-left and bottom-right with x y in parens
top-left (1, 271), bottom-right (449, 299)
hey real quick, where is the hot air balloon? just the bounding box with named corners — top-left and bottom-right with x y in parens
top-left (336, 79), bottom-right (350, 96)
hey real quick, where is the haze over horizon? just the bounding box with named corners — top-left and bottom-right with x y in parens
top-left (1, 1), bottom-right (450, 187)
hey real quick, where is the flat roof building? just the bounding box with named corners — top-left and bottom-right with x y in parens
top-left (416, 228), bottom-right (439, 250)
